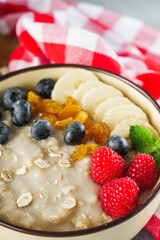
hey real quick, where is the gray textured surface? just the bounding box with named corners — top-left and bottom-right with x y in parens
top-left (73, 1), bottom-right (158, 239)
top-left (73, 0), bottom-right (160, 30)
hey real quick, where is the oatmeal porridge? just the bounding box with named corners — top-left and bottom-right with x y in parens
top-left (0, 69), bottom-right (159, 231)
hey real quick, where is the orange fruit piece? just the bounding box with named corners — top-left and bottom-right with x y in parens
top-left (90, 122), bottom-right (110, 146)
top-left (36, 99), bottom-right (62, 114)
top-left (65, 96), bottom-right (78, 106)
top-left (41, 113), bottom-right (58, 127)
top-left (74, 111), bottom-right (88, 124)
top-left (86, 144), bottom-right (98, 156)
top-left (71, 144), bottom-right (87, 162)
top-left (54, 117), bottom-right (73, 129)
top-left (59, 105), bottom-right (81, 120)
top-left (27, 91), bottom-right (43, 106)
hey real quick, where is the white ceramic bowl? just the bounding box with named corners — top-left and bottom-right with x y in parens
top-left (0, 64), bottom-right (160, 240)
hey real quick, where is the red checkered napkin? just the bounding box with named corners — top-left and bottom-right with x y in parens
top-left (0, 0), bottom-right (160, 238)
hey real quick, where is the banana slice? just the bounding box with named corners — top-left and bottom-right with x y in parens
top-left (73, 80), bottom-right (102, 102)
top-left (81, 85), bottom-right (123, 117)
top-left (111, 118), bottom-right (159, 139)
top-left (94, 96), bottom-right (133, 123)
top-left (51, 69), bottom-right (98, 104)
top-left (103, 104), bottom-right (149, 131)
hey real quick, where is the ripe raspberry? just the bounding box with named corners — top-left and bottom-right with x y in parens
top-left (100, 177), bottom-right (139, 218)
top-left (126, 154), bottom-right (158, 190)
top-left (91, 147), bottom-right (126, 184)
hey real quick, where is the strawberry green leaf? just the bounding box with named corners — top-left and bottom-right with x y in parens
top-left (155, 138), bottom-right (160, 148)
top-left (129, 125), bottom-right (155, 153)
top-left (153, 152), bottom-right (160, 169)
top-left (143, 146), bottom-right (158, 154)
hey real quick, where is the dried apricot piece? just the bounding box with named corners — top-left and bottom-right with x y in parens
top-left (83, 117), bottom-right (93, 130)
top-left (80, 131), bottom-right (93, 144)
top-left (65, 96), bottom-right (78, 106)
top-left (74, 111), bottom-right (88, 124)
top-left (59, 105), bottom-right (81, 120)
top-left (54, 117), bottom-right (73, 129)
top-left (27, 91), bottom-right (43, 106)
top-left (86, 144), bottom-right (98, 156)
top-left (36, 99), bottom-right (62, 114)
top-left (71, 144), bottom-right (87, 162)
top-left (91, 122), bottom-right (110, 146)
top-left (41, 113), bottom-right (57, 127)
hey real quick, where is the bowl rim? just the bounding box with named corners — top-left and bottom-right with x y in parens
top-left (0, 63), bottom-right (159, 237)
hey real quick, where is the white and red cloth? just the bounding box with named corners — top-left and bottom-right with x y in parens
top-left (0, 0), bottom-right (160, 238)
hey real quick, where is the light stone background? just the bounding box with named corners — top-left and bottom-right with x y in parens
top-left (73, 0), bottom-right (160, 239)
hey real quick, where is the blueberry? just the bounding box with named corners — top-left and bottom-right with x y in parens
top-left (64, 122), bottom-right (85, 146)
top-left (31, 120), bottom-right (52, 140)
top-left (2, 87), bottom-right (27, 110)
top-left (11, 100), bottom-right (32, 127)
top-left (0, 121), bottom-right (10, 144)
top-left (106, 135), bottom-right (129, 156)
top-left (35, 78), bottom-right (55, 99)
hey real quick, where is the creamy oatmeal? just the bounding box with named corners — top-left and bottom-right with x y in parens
top-left (0, 69), bottom-right (159, 231)
top-left (0, 112), bottom-right (111, 231)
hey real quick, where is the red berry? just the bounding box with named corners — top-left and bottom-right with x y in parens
top-left (100, 177), bottom-right (139, 218)
top-left (91, 147), bottom-right (126, 184)
top-left (126, 154), bottom-right (158, 190)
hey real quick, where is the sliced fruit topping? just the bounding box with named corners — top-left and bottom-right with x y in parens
top-left (64, 122), bottom-right (85, 146)
top-left (100, 177), bottom-right (139, 218)
top-left (51, 69), bottom-right (98, 104)
top-left (2, 86), bottom-right (27, 110)
top-left (127, 154), bottom-right (158, 190)
top-left (11, 100), bottom-right (32, 127)
top-left (106, 135), bottom-right (129, 156)
top-left (0, 121), bottom-right (10, 144)
top-left (31, 119), bottom-right (52, 140)
top-left (35, 78), bottom-right (55, 99)
top-left (111, 118), bottom-right (159, 140)
top-left (91, 147), bottom-right (126, 184)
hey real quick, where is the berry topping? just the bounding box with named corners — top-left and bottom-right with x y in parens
top-left (106, 135), bottom-right (129, 156)
top-left (35, 78), bottom-right (55, 99)
top-left (31, 119), bottom-right (52, 140)
top-left (64, 122), bottom-right (85, 146)
top-left (100, 177), bottom-right (139, 219)
top-left (0, 121), bottom-right (10, 144)
top-left (91, 147), bottom-right (126, 184)
top-left (11, 100), bottom-right (32, 127)
top-left (2, 87), bottom-right (27, 110)
top-left (126, 154), bottom-right (158, 190)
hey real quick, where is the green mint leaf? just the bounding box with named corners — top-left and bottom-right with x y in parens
top-left (129, 125), bottom-right (155, 153)
top-left (153, 152), bottom-right (160, 169)
top-left (155, 138), bottom-right (160, 148)
top-left (143, 146), bottom-right (158, 154)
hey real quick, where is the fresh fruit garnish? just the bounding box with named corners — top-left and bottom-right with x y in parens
top-left (71, 144), bottom-right (98, 161)
top-left (100, 177), bottom-right (139, 219)
top-left (126, 154), bottom-right (158, 190)
top-left (130, 125), bottom-right (155, 153)
top-left (64, 122), bottom-right (85, 146)
top-left (91, 147), bottom-right (126, 184)
top-left (11, 100), bottom-right (32, 127)
top-left (0, 121), bottom-right (10, 144)
top-left (129, 125), bottom-right (160, 168)
top-left (106, 135), bottom-right (129, 156)
top-left (31, 119), bottom-right (52, 140)
top-left (2, 86), bottom-right (27, 110)
top-left (35, 78), bottom-right (55, 99)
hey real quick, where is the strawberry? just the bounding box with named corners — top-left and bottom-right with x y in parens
top-left (126, 154), bottom-right (158, 190)
top-left (100, 177), bottom-right (139, 218)
top-left (91, 147), bottom-right (126, 184)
